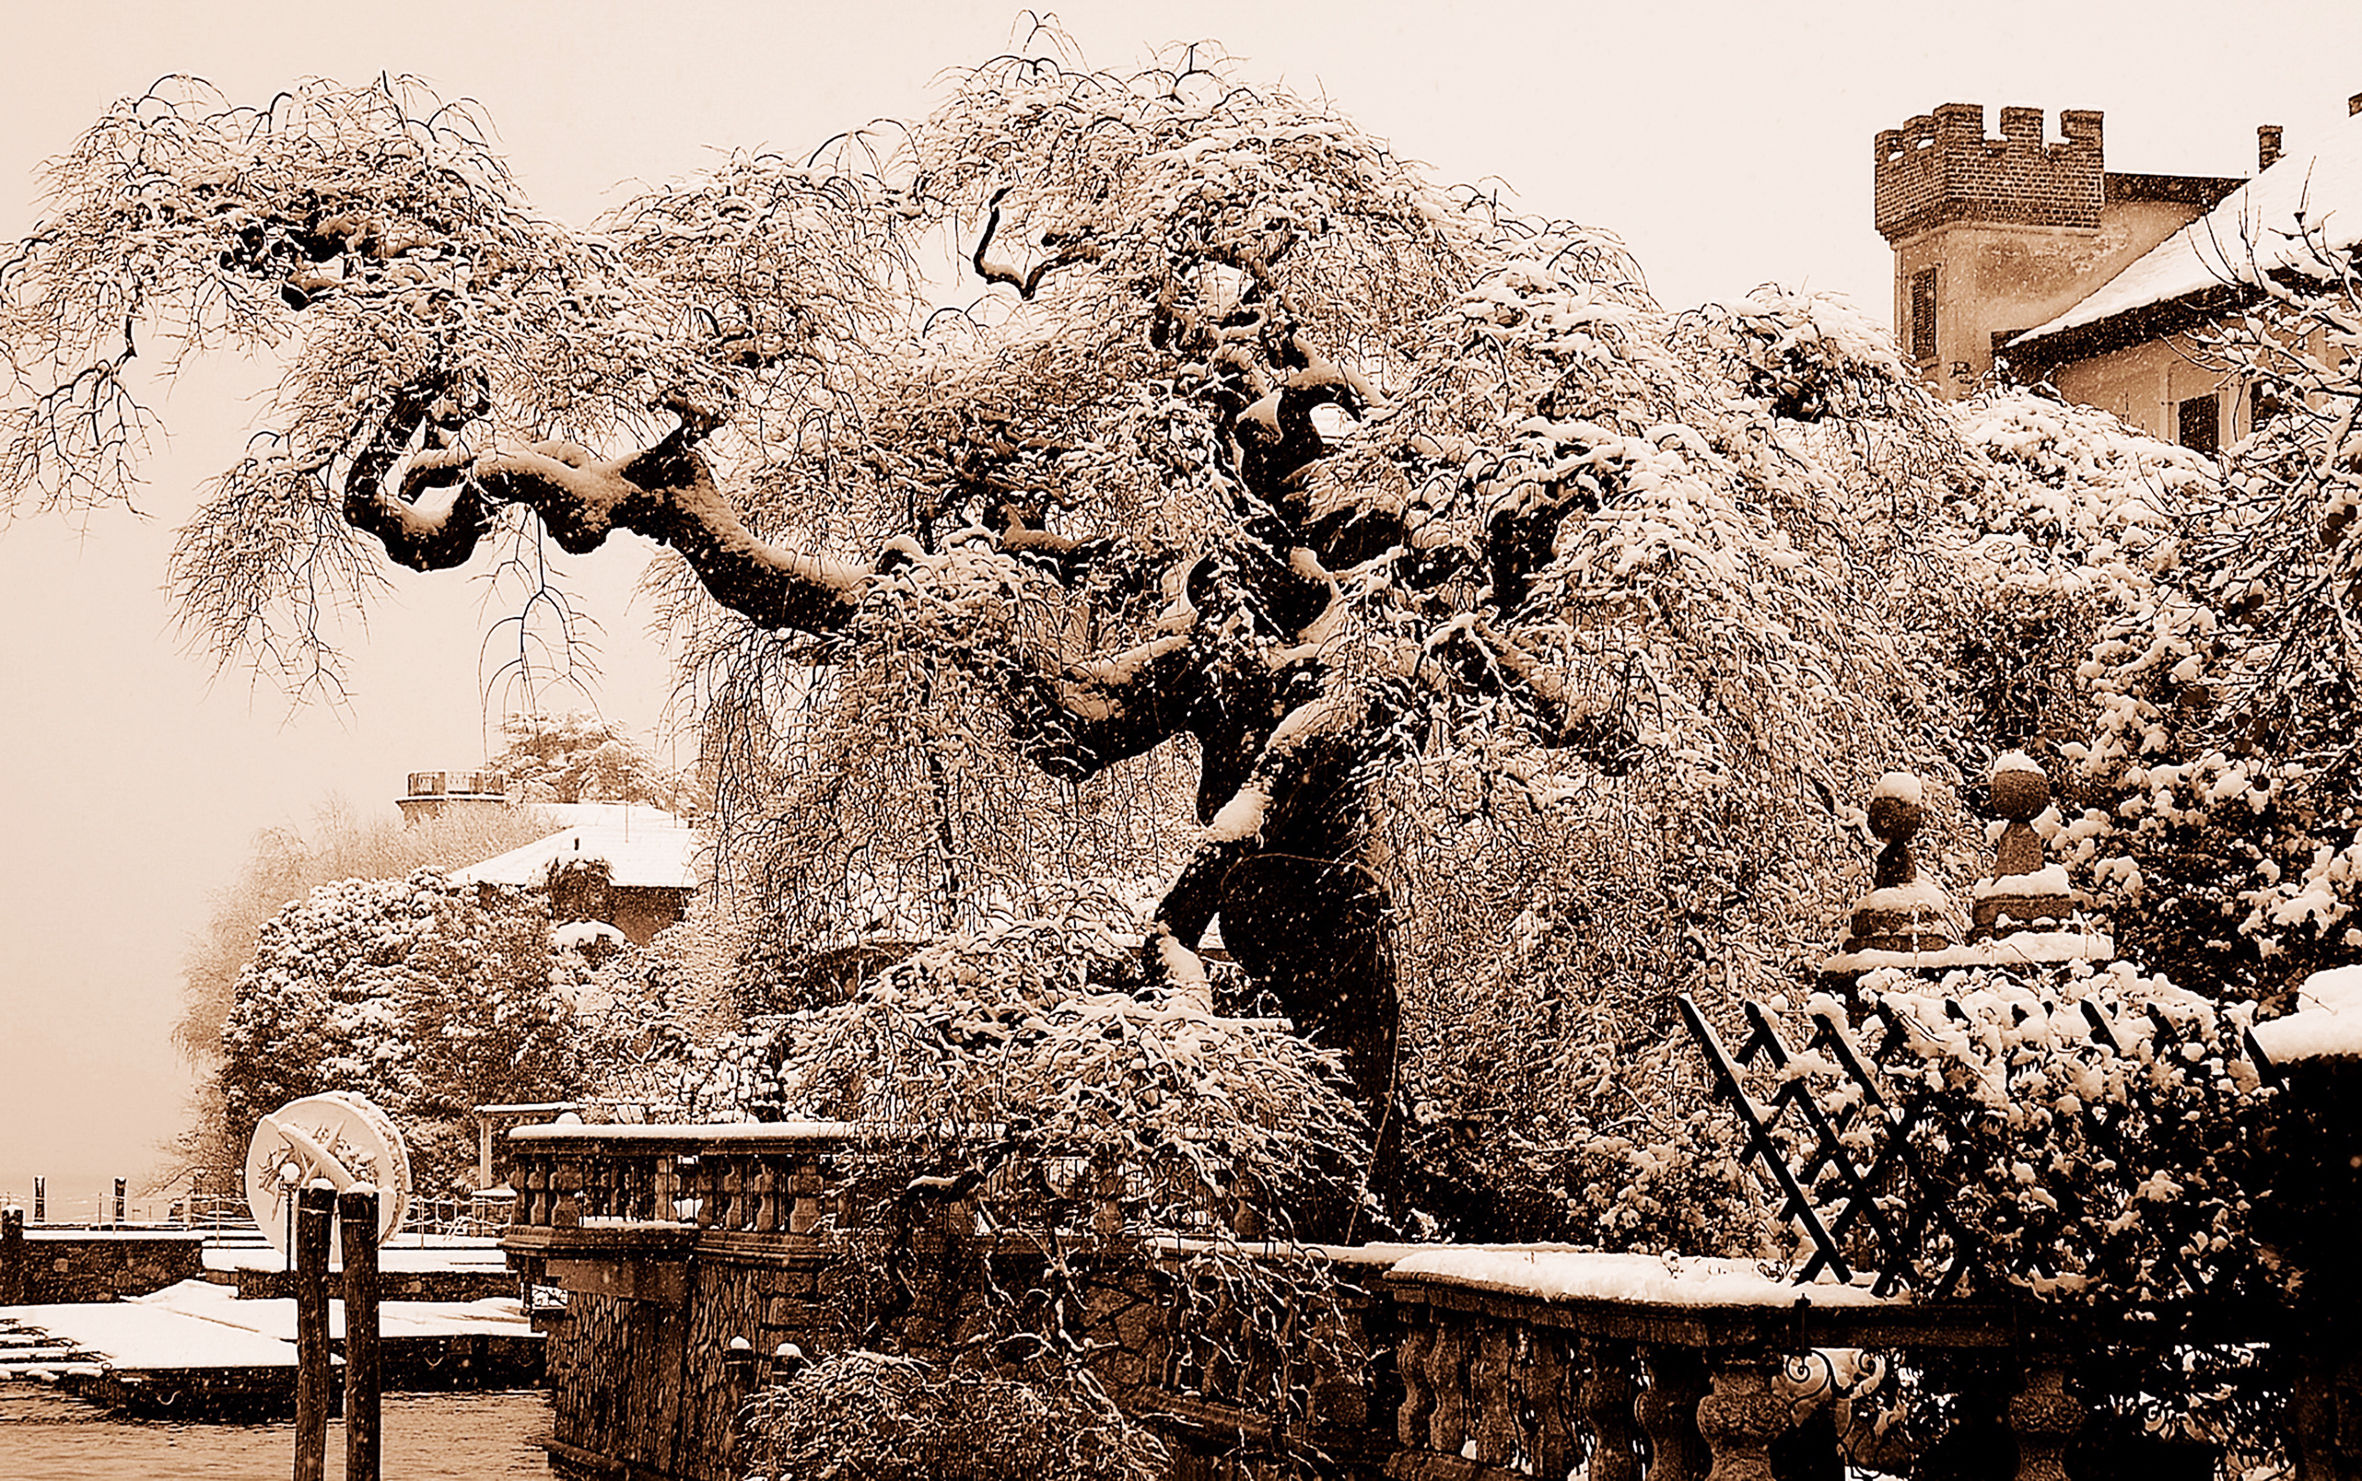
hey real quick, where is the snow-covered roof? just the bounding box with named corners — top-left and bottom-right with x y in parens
top-left (450, 807), bottom-right (701, 892)
top-left (2016, 109), bottom-right (2362, 346)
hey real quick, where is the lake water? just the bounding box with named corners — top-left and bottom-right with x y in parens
top-left (0, 1386), bottom-right (551, 1478)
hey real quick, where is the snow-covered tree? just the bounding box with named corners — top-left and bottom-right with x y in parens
top-left (490, 709), bottom-right (686, 808)
top-left (174, 795), bottom-right (568, 1177)
top-left (219, 869), bottom-right (581, 1189)
top-left (0, 56), bottom-right (1976, 1183)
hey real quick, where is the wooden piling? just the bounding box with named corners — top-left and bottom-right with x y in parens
top-left (292, 1183), bottom-right (335, 1481)
top-left (2, 1204), bottom-right (23, 1304)
top-left (341, 1187), bottom-right (383, 1481)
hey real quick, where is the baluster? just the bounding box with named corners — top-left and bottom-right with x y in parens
top-left (1638, 1345), bottom-right (1711, 1481)
top-left (1426, 1315), bottom-right (1474, 1460)
top-left (752, 1159), bottom-right (779, 1232)
top-left (789, 1157), bottom-right (823, 1235)
top-left (1527, 1327), bottom-right (1576, 1481)
top-left (1468, 1322), bottom-right (1521, 1467)
top-left (519, 1159), bottom-right (547, 1225)
top-left (550, 1157), bottom-right (584, 1229)
top-left (1583, 1337), bottom-right (1642, 1481)
top-left (583, 1151), bottom-right (610, 1220)
top-left (1695, 1355), bottom-right (1788, 1481)
top-left (653, 1154), bottom-right (679, 1223)
top-left (720, 1155), bottom-right (745, 1230)
top-left (1397, 1318), bottom-right (1438, 1453)
top-left (688, 1155), bottom-right (714, 1229)
top-left (2008, 1364), bottom-right (2083, 1481)
top-left (629, 1152), bottom-right (656, 1221)
top-left (609, 1152), bottom-right (632, 1221)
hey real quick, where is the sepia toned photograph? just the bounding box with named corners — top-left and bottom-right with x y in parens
top-left (5, 2), bottom-right (2362, 1476)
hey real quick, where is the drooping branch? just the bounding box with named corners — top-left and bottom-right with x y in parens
top-left (971, 187), bottom-right (1103, 300)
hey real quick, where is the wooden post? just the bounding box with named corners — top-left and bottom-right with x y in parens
top-left (31, 1177), bottom-right (43, 1224)
top-left (341, 1187), bottom-right (383, 1481)
top-left (2, 1205), bottom-right (24, 1304)
top-left (292, 1183), bottom-right (335, 1481)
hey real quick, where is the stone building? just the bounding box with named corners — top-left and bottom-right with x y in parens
top-left (2010, 99), bottom-right (2362, 449)
top-left (1875, 95), bottom-right (2362, 450)
top-left (450, 803), bottom-right (701, 946)
top-left (1871, 101), bottom-right (2246, 409)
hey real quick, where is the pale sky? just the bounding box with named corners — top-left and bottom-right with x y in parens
top-left (4, 0), bottom-right (2358, 1216)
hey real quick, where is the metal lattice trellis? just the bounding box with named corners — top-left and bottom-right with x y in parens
top-left (1678, 993), bottom-right (1979, 1298)
top-left (1679, 987), bottom-right (2267, 1301)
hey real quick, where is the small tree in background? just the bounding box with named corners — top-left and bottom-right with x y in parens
top-left (490, 709), bottom-right (688, 809)
top-left (218, 869), bottom-right (582, 1191)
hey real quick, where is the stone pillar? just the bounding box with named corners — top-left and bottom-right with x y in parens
top-left (1696, 1357), bottom-right (1790, 1481)
top-left (2008, 1363), bottom-right (2083, 1481)
top-left (1638, 1345), bottom-right (1713, 1481)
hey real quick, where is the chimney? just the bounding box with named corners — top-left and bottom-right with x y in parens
top-left (2259, 124), bottom-right (2284, 171)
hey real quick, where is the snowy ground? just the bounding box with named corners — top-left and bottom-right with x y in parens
top-left (0, 1278), bottom-right (532, 1379)
top-left (200, 1237), bottom-right (508, 1276)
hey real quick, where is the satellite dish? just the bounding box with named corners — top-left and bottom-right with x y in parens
top-left (244, 1092), bottom-right (413, 1259)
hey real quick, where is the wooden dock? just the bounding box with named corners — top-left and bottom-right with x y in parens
top-left (0, 1277), bottom-right (541, 1417)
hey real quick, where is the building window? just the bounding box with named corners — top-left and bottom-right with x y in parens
top-left (2251, 381), bottom-right (2285, 429)
top-left (2178, 392), bottom-right (2220, 455)
top-left (1909, 267), bottom-right (1937, 363)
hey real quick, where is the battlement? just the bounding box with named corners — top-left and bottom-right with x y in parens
top-left (1874, 102), bottom-right (2105, 241)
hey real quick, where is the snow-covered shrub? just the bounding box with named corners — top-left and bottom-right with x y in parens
top-left (1811, 962), bottom-right (2276, 1307)
top-left (697, 887), bottom-right (1368, 1470)
top-left (737, 1350), bottom-right (1164, 1481)
top-left (742, 897), bottom-right (1367, 1231)
top-left (176, 797), bottom-right (571, 1177)
top-left (1942, 389), bottom-right (2204, 766)
top-left (218, 869), bottom-right (583, 1189)
top-left (1674, 287), bottom-right (1930, 425)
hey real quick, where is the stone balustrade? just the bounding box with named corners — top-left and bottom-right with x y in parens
top-left (1381, 1250), bottom-right (2188, 1481)
top-left (506, 1122), bottom-right (862, 1235)
top-left (499, 1124), bottom-right (2328, 1481)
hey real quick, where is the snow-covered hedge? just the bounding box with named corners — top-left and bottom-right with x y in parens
top-left (1804, 962), bottom-right (2276, 1307)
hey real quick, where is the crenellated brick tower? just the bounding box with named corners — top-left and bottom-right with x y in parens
top-left (1872, 103), bottom-right (2244, 397)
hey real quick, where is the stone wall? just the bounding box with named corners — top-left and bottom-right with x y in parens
top-left (0, 1223), bottom-right (208, 1303)
top-left (517, 1229), bottom-right (842, 1481)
